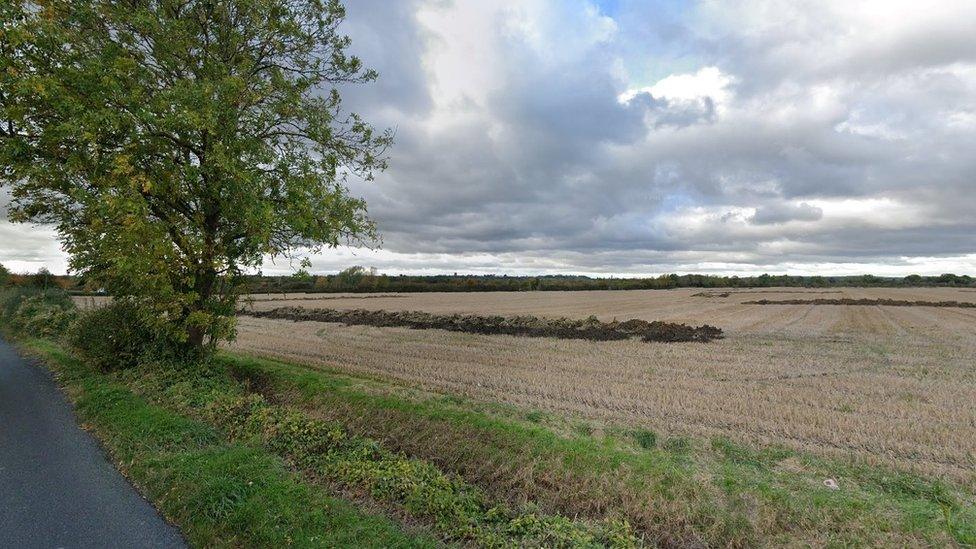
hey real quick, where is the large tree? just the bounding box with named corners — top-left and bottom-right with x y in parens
top-left (0, 0), bottom-right (389, 350)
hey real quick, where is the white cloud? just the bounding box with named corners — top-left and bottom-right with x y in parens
top-left (621, 66), bottom-right (734, 111)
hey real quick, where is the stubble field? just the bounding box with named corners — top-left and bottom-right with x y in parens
top-left (229, 287), bottom-right (976, 485)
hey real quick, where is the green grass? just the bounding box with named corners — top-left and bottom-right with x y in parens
top-left (220, 351), bottom-right (976, 548)
top-left (12, 327), bottom-right (976, 547)
top-left (23, 338), bottom-right (641, 548)
top-left (20, 339), bottom-right (436, 548)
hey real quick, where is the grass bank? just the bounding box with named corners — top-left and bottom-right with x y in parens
top-left (221, 351), bottom-right (976, 547)
top-left (17, 338), bottom-right (435, 548)
top-left (18, 337), bottom-right (641, 547)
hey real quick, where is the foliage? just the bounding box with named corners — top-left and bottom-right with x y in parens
top-left (1, 0), bottom-right (390, 352)
top-left (221, 352), bottom-right (976, 547)
top-left (202, 394), bottom-right (639, 547)
top-left (0, 286), bottom-right (77, 337)
top-left (68, 300), bottom-right (157, 371)
top-left (96, 354), bottom-right (641, 546)
top-left (0, 263), bottom-right (9, 286)
top-left (28, 267), bottom-right (58, 289)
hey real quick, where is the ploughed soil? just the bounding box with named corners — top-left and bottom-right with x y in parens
top-left (744, 298), bottom-right (976, 308)
top-left (247, 294), bottom-right (407, 302)
top-left (242, 307), bottom-right (723, 343)
top-left (693, 290), bottom-right (842, 298)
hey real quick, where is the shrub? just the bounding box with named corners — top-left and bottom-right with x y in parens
top-left (0, 286), bottom-right (78, 337)
top-left (29, 267), bottom-right (60, 289)
top-left (68, 300), bottom-right (156, 371)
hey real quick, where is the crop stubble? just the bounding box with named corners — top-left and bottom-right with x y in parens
top-left (228, 287), bottom-right (976, 483)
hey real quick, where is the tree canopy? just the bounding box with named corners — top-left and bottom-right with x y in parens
top-left (1, 0), bottom-right (389, 350)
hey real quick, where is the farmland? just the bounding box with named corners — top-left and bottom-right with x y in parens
top-left (229, 287), bottom-right (976, 483)
top-left (63, 286), bottom-right (976, 544)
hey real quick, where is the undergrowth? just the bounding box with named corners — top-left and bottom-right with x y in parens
top-left (117, 358), bottom-right (640, 547)
top-left (219, 351), bottom-right (976, 548)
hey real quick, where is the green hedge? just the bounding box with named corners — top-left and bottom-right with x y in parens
top-left (0, 287), bottom-right (78, 338)
top-left (67, 300), bottom-right (155, 371)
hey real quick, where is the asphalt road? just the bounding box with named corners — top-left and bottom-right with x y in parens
top-left (0, 337), bottom-right (186, 549)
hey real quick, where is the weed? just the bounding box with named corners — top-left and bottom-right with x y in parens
top-left (630, 429), bottom-right (657, 450)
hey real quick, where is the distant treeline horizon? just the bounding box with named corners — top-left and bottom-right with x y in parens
top-left (3, 265), bottom-right (973, 295)
top-left (246, 267), bottom-right (976, 294)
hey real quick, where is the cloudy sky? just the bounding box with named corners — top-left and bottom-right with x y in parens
top-left (3, 0), bottom-right (976, 276)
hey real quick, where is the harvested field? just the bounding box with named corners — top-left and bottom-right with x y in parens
top-left (244, 307), bottom-right (723, 343)
top-left (229, 287), bottom-right (976, 485)
top-left (745, 297), bottom-right (976, 308)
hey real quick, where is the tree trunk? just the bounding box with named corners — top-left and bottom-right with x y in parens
top-left (186, 324), bottom-right (206, 349)
top-left (186, 264), bottom-right (217, 350)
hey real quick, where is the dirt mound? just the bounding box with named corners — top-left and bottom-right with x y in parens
top-left (242, 307), bottom-right (723, 343)
top-left (693, 290), bottom-right (842, 298)
top-left (744, 298), bottom-right (976, 308)
top-left (247, 294), bottom-right (407, 303)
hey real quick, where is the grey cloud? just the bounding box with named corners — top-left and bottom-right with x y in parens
top-left (626, 92), bottom-right (716, 128)
top-left (338, 0), bottom-right (433, 119)
top-left (749, 202), bottom-right (823, 225)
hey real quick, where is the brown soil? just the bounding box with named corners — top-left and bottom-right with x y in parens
top-left (744, 298), bottom-right (976, 308)
top-left (241, 307), bottom-right (723, 343)
top-left (248, 294), bottom-right (408, 302)
top-left (693, 290), bottom-right (842, 298)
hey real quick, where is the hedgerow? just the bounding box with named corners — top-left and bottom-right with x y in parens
top-left (67, 300), bottom-right (156, 371)
top-left (0, 287), bottom-right (78, 338)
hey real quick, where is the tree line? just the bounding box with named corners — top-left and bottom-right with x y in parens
top-left (3, 264), bottom-right (972, 295)
top-left (246, 267), bottom-right (975, 294)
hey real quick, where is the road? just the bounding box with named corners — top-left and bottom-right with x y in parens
top-left (0, 337), bottom-right (186, 548)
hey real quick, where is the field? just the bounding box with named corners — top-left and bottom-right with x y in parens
top-left (230, 287), bottom-right (976, 484)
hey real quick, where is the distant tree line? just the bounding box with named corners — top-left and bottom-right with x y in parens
top-left (240, 267), bottom-right (976, 294)
top-left (1, 265), bottom-right (971, 295)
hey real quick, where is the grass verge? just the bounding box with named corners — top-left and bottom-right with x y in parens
top-left (221, 351), bottom-right (976, 548)
top-left (17, 338), bottom-right (436, 548)
top-left (21, 337), bottom-right (642, 548)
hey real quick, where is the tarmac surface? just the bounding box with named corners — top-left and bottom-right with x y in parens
top-left (0, 337), bottom-right (185, 548)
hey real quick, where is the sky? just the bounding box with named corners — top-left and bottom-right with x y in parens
top-left (3, 0), bottom-right (976, 277)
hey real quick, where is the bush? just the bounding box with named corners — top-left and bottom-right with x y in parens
top-left (68, 300), bottom-right (156, 371)
top-left (0, 286), bottom-right (78, 337)
top-left (29, 267), bottom-right (59, 289)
